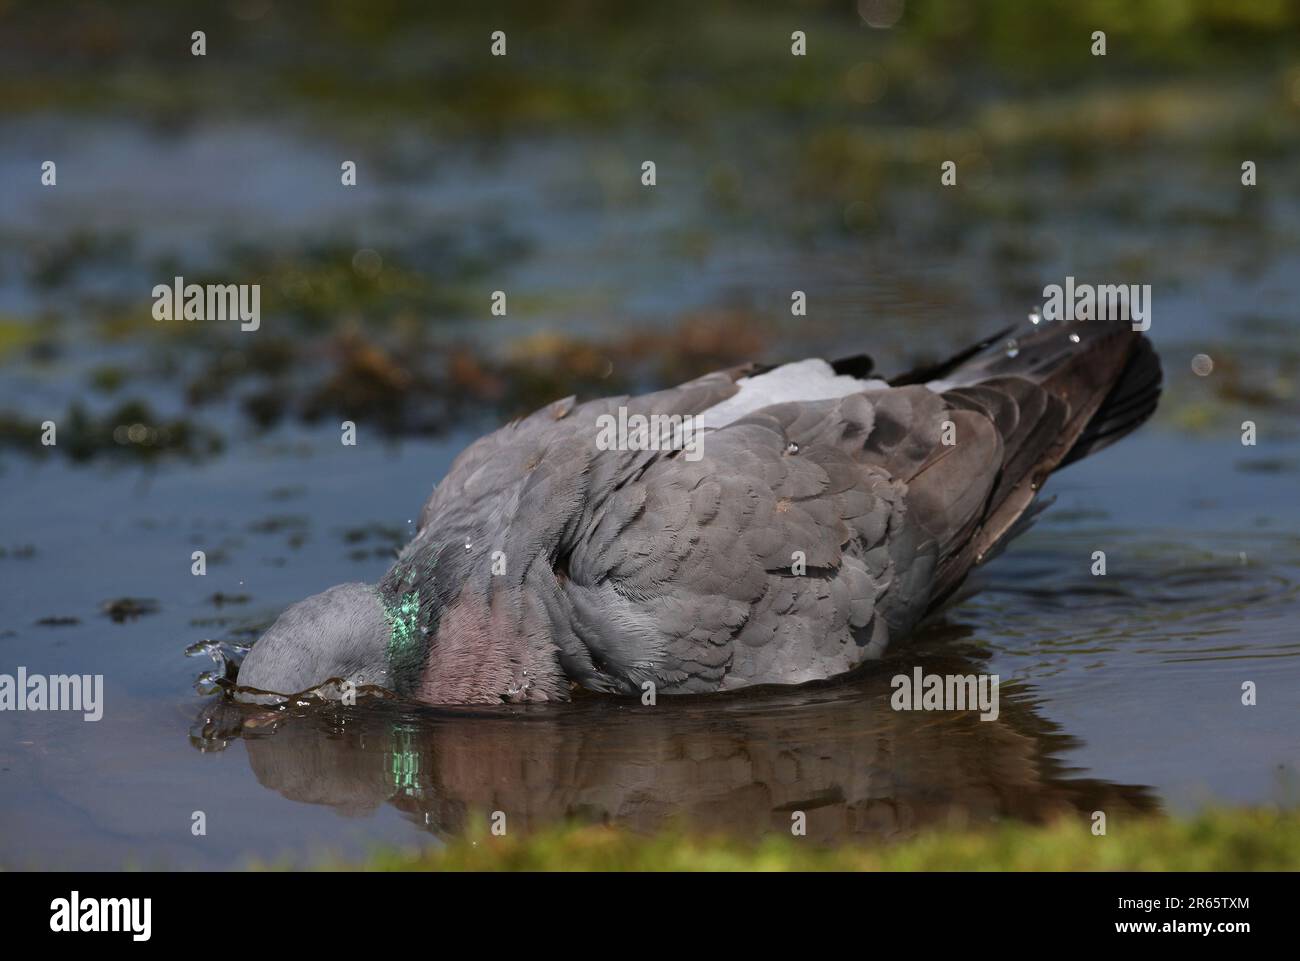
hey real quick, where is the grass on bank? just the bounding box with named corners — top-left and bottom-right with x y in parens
top-left (312, 807), bottom-right (1300, 871)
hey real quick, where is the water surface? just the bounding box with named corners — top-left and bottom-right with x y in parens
top-left (2, 84), bottom-right (1299, 868)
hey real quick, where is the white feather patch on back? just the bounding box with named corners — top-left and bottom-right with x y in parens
top-left (699, 358), bottom-right (889, 429)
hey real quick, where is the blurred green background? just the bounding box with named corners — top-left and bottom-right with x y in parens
top-left (2, 0), bottom-right (1298, 457)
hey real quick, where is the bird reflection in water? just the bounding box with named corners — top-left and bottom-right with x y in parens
top-left (189, 627), bottom-right (1157, 846)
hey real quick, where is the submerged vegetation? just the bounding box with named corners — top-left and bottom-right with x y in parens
top-left (2, 0), bottom-right (1298, 464)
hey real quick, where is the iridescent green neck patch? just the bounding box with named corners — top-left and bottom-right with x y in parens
top-left (383, 589), bottom-right (425, 684)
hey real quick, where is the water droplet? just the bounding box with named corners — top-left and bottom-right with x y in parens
top-left (1004, 339), bottom-right (1019, 358)
top-left (184, 639), bottom-right (218, 659)
top-left (193, 671), bottom-right (219, 695)
top-left (464, 542), bottom-right (473, 551)
top-left (1028, 307), bottom-right (1041, 325)
top-left (185, 638), bottom-right (249, 688)
top-left (785, 442), bottom-right (799, 455)
top-left (1191, 353), bottom-right (1214, 377)
top-left (1068, 333), bottom-right (1081, 343)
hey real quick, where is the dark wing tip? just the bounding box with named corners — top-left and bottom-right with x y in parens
top-left (1057, 333), bottom-right (1162, 468)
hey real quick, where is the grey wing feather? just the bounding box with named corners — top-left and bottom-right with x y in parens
top-left (556, 396), bottom-right (936, 693)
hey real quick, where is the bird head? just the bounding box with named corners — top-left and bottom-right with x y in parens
top-left (235, 581), bottom-right (395, 700)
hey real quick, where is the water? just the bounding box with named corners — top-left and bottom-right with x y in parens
top-left (2, 100), bottom-right (1299, 867)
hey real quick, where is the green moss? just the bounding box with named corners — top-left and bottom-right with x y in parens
top-left (307, 807), bottom-right (1300, 872)
top-left (0, 317), bottom-right (40, 358)
top-left (6, 1), bottom-right (1299, 126)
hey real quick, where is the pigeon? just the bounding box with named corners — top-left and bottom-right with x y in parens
top-left (235, 315), bottom-right (1161, 704)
